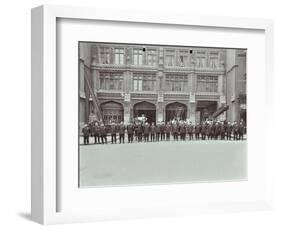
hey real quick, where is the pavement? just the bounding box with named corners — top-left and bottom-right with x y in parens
top-left (79, 139), bottom-right (247, 188)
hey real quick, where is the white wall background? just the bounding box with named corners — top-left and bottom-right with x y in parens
top-left (0, 0), bottom-right (280, 229)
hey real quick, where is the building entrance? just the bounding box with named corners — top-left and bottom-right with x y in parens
top-left (165, 102), bottom-right (187, 122)
top-left (101, 101), bottom-right (124, 124)
top-left (196, 101), bottom-right (217, 122)
top-left (133, 101), bottom-right (156, 124)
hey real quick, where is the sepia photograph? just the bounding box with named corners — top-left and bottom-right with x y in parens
top-left (79, 42), bottom-right (247, 187)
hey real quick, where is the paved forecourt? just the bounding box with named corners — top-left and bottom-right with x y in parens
top-left (79, 140), bottom-right (247, 187)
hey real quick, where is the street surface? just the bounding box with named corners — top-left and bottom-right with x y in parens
top-left (79, 140), bottom-right (247, 187)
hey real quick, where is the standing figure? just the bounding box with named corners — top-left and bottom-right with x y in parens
top-left (127, 122), bottom-right (134, 143)
top-left (238, 121), bottom-right (244, 140)
top-left (179, 121), bottom-right (186, 141)
top-left (100, 123), bottom-right (107, 144)
top-left (82, 124), bottom-right (90, 145)
top-left (134, 122), bottom-right (138, 141)
top-left (165, 122), bottom-right (172, 141)
top-left (201, 122), bottom-right (207, 140)
top-left (226, 122), bottom-right (232, 140)
top-left (150, 122), bottom-right (156, 142)
top-left (160, 122), bottom-right (166, 141)
top-left (137, 123), bottom-right (143, 142)
top-left (92, 122), bottom-right (100, 144)
top-left (220, 121), bottom-right (227, 140)
top-left (233, 121), bottom-right (239, 140)
top-left (206, 122), bottom-right (211, 140)
top-left (172, 122), bottom-right (179, 141)
top-left (143, 122), bottom-right (150, 142)
top-left (187, 122), bottom-right (194, 140)
top-left (214, 122), bottom-right (221, 140)
top-left (110, 122), bottom-right (117, 144)
top-left (155, 123), bottom-right (161, 141)
top-left (211, 122), bottom-right (216, 140)
top-left (118, 121), bottom-right (125, 144)
top-left (195, 123), bottom-right (201, 140)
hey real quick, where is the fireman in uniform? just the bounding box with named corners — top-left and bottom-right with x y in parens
top-left (226, 121), bottom-right (232, 140)
top-left (143, 122), bottom-right (150, 142)
top-left (165, 122), bottom-right (172, 141)
top-left (92, 121), bottom-right (100, 144)
top-left (82, 124), bottom-right (90, 145)
top-left (160, 122), bottom-right (166, 141)
top-left (238, 121), bottom-right (245, 140)
top-left (187, 122), bottom-right (194, 140)
top-left (194, 122), bottom-right (201, 140)
top-left (179, 121), bottom-right (185, 141)
top-left (127, 122), bottom-right (134, 143)
top-left (110, 122), bottom-right (117, 144)
top-left (155, 123), bottom-right (161, 141)
top-left (100, 123), bottom-right (107, 144)
top-left (172, 122), bottom-right (179, 141)
top-left (150, 122), bottom-right (156, 142)
top-left (118, 121), bottom-right (125, 144)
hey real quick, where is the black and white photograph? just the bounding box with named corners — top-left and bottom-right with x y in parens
top-left (79, 42), bottom-right (247, 187)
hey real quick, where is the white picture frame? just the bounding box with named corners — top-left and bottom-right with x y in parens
top-left (31, 5), bottom-right (275, 225)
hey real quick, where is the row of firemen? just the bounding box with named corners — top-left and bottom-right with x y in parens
top-left (81, 120), bottom-right (246, 145)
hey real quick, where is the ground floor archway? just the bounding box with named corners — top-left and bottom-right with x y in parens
top-left (100, 101), bottom-right (124, 124)
top-left (165, 102), bottom-right (187, 122)
top-left (196, 100), bottom-right (217, 122)
top-left (133, 101), bottom-right (156, 124)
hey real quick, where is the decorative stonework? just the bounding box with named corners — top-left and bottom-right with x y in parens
top-left (124, 93), bottom-right (131, 102)
top-left (220, 95), bottom-right (226, 104)
top-left (189, 93), bottom-right (196, 103)
top-left (157, 93), bottom-right (164, 102)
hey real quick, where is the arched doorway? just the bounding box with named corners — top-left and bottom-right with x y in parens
top-left (100, 101), bottom-right (123, 124)
top-left (133, 101), bottom-right (156, 124)
top-left (196, 100), bottom-right (217, 122)
top-left (165, 102), bottom-right (187, 122)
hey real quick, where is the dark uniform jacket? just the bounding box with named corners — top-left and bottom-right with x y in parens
top-left (233, 124), bottom-right (239, 133)
top-left (165, 124), bottom-right (172, 134)
top-left (172, 124), bottom-right (179, 133)
top-left (127, 124), bottom-right (134, 134)
top-left (220, 124), bottom-right (226, 134)
top-left (92, 125), bottom-right (100, 135)
top-left (144, 124), bottom-right (150, 134)
top-left (100, 126), bottom-right (107, 135)
top-left (82, 126), bottom-right (90, 136)
top-left (187, 125), bottom-right (194, 134)
top-left (195, 125), bottom-right (201, 134)
top-left (179, 124), bottom-right (186, 134)
top-left (215, 125), bottom-right (221, 135)
top-left (111, 124), bottom-right (118, 134)
top-left (226, 124), bottom-right (232, 133)
top-left (118, 125), bottom-right (125, 134)
top-left (238, 124), bottom-right (244, 134)
top-left (160, 124), bottom-right (166, 133)
top-left (150, 125), bottom-right (156, 134)
top-left (137, 125), bottom-right (143, 134)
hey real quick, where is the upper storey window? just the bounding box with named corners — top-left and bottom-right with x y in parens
top-left (100, 47), bottom-right (111, 64)
top-left (133, 49), bottom-right (144, 65)
top-left (209, 52), bottom-right (219, 68)
top-left (165, 49), bottom-right (175, 66)
top-left (114, 48), bottom-right (124, 65)
top-left (147, 49), bottom-right (157, 66)
top-left (196, 51), bottom-right (206, 68)
top-left (196, 76), bottom-right (218, 92)
top-left (178, 50), bottom-right (189, 67)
